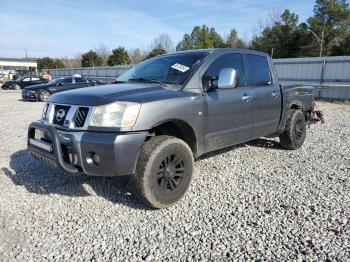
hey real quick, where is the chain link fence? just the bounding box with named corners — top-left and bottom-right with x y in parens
top-left (49, 56), bottom-right (350, 100)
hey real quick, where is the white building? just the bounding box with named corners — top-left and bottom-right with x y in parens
top-left (0, 58), bottom-right (37, 80)
top-left (0, 58), bottom-right (37, 71)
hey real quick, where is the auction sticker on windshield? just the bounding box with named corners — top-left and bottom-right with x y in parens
top-left (171, 63), bottom-right (190, 73)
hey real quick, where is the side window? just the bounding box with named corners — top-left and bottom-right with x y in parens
top-left (32, 77), bottom-right (40, 81)
top-left (61, 78), bottom-right (73, 85)
top-left (204, 53), bottom-right (245, 90)
top-left (246, 54), bottom-right (271, 86)
top-left (22, 77), bottom-right (30, 82)
top-left (74, 77), bottom-right (85, 83)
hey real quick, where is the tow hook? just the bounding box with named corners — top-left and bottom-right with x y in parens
top-left (310, 110), bottom-right (325, 125)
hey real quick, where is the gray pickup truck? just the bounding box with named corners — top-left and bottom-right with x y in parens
top-left (27, 49), bottom-right (323, 208)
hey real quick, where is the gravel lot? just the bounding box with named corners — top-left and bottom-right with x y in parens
top-left (0, 90), bottom-right (349, 261)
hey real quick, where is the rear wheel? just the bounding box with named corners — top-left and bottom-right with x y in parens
top-left (38, 90), bottom-right (50, 102)
top-left (131, 136), bottom-right (194, 209)
top-left (279, 109), bottom-right (306, 150)
top-left (14, 84), bottom-right (21, 90)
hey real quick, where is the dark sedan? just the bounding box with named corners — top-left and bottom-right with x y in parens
top-left (1, 76), bottom-right (48, 90)
top-left (22, 76), bottom-right (105, 101)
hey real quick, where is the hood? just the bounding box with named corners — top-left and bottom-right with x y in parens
top-left (48, 83), bottom-right (189, 106)
top-left (3, 80), bottom-right (16, 85)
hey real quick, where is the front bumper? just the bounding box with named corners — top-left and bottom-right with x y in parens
top-left (1, 84), bottom-right (12, 90)
top-left (27, 121), bottom-right (148, 176)
top-left (22, 90), bottom-right (37, 100)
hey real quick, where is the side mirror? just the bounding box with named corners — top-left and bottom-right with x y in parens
top-left (217, 68), bottom-right (237, 89)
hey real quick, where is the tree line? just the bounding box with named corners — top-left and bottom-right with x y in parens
top-left (176, 0), bottom-right (350, 58)
top-left (37, 34), bottom-right (171, 70)
top-left (37, 0), bottom-right (350, 70)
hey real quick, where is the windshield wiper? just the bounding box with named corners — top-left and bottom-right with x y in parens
top-left (128, 78), bottom-right (166, 86)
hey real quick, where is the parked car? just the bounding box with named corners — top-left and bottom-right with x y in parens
top-left (0, 74), bottom-right (5, 86)
top-left (27, 48), bottom-right (324, 208)
top-left (22, 77), bottom-right (104, 101)
top-left (1, 76), bottom-right (48, 90)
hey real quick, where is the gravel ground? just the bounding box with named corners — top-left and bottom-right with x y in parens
top-left (0, 90), bottom-right (349, 261)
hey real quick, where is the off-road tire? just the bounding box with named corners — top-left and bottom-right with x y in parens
top-left (131, 135), bottom-right (194, 209)
top-left (38, 90), bottom-right (50, 102)
top-left (279, 109), bottom-right (306, 150)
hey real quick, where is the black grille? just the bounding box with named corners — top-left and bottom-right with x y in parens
top-left (53, 105), bottom-right (70, 126)
top-left (74, 107), bottom-right (89, 127)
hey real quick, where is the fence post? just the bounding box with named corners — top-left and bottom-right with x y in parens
top-left (316, 58), bottom-right (326, 98)
top-left (320, 58), bottom-right (326, 84)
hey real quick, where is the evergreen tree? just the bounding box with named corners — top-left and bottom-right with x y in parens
top-left (225, 29), bottom-right (246, 48)
top-left (307, 0), bottom-right (350, 56)
top-left (147, 44), bottom-right (166, 59)
top-left (108, 46), bottom-right (130, 66)
top-left (176, 25), bottom-right (226, 50)
top-left (81, 50), bottom-right (103, 67)
top-left (37, 57), bottom-right (65, 70)
top-left (250, 9), bottom-right (301, 58)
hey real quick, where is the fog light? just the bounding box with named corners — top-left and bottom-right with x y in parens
top-left (86, 152), bottom-right (101, 165)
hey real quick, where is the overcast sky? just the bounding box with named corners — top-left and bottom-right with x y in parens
top-left (0, 0), bottom-right (315, 58)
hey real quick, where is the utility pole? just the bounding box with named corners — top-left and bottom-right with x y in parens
top-left (308, 19), bottom-right (326, 57)
top-left (320, 19), bottom-right (326, 57)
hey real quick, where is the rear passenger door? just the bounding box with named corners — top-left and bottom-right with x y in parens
top-left (245, 54), bottom-right (282, 138)
top-left (203, 53), bottom-right (253, 152)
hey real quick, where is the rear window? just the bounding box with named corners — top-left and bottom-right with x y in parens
top-left (247, 54), bottom-right (271, 86)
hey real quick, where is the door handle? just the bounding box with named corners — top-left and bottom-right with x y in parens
top-left (241, 94), bottom-right (251, 102)
top-left (272, 91), bottom-right (279, 98)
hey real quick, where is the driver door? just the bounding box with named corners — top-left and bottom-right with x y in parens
top-left (20, 77), bottom-right (31, 88)
top-left (203, 53), bottom-right (253, 152)
top-left (57, 77), bottom-right (75, 92)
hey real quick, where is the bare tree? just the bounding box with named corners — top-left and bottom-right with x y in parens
top-left (129, 48), bottom-right (147, 64)
top-left (269, 10), bottom-right (282, 25)
top-left (151, 34), bottom-right (174, 53)
top-left (95, 44), bottom-right (111, 66)
top-left (60, 54), bottom-right (82, 68)
top-left (251, 15), bottom-right (275, 38)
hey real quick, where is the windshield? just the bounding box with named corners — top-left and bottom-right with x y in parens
top-left (117, 52), bottom-right (209, 85)
top-left (16, 76), bottom-right (27, 81)
top-left (48, 78), bottom-right (62, 85)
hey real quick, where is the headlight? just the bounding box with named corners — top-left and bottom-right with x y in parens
top-left (42, 103), bottom-right (49, 121)
top-left (90, 102), bottom-right (141, 128)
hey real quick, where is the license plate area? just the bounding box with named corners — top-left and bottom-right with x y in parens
top-left (30, 128), bottom-right (53, 153)
top-left (35, 129), bottom-right (45, 139)
top-left (29, 138), bottom-right (53, 152)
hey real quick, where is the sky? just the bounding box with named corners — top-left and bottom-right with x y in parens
top-left (0, 0), bottom-right (315, 58)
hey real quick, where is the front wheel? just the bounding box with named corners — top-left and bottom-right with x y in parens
top-left (131, 136), bottom-right (194, 209)
top-left (38, 90), bottom-right (50, 102)
top-left (279, 109), bottom-right (306, 150)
